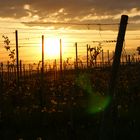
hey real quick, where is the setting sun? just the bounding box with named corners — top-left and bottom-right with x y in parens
top-left (44, 37), bottom-right (61, 58)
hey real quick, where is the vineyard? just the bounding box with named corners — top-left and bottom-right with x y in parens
top-left (0, 15), bottom-right (140, 140)
top-left (0, 62), bottom-right (140, 139)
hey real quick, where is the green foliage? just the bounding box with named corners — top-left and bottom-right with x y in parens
top-left (89, 43), bottom-right (103, 65)
top-left (2, 35), bottom-right (15, 65)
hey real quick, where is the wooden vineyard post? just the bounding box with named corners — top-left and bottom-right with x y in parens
top-left (1, 63), bottom-right (3, 77)
top-left (101, 49), bottom-right (104, 67)
top-left (60, 39), bottom-right (62, 77)
top-left (107, 50), bottom-right (110, 65)
top-left (100, 15), bottom-right (128, 140)
top-left (42, 35), bottom-right (44, 76)
top-left (23, 64), bottom-right (26, 81)
top-left (41, 35), bottom-right (45, 107)
top-left (54, 59), bottom-right (57, 81)
top-left (109, 15), bottom-right (128, 95)
top-left (0, 62), bottom-right (3, 93)
top-left (75, 42), bottom-right (78, 69)
top-left (87, 44), bottom-right (89, 68)
top-left (7, 61), bottom-right (9, 82)
top-left (15, 30), bottom-right (19, 88)
top-left (29, 64), bottom-right (32, 79)
top-left (20, 60), bottom-right (22, 78)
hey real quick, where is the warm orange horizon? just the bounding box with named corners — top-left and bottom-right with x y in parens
top-left (0, 0), bottom-right (140, 63)
top-left (0, 26), bottom-right (139, 63)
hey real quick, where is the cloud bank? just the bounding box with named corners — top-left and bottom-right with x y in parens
top-left (0, 0), bottom-right (140, 29)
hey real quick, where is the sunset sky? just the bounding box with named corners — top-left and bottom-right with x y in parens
top-left (0, 0), bottom-right (140, 63)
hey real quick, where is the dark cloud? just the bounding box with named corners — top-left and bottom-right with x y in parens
top-left (0, 0), bottom-right (140, 25)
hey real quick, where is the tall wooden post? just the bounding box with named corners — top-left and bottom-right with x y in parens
top-left (87, 44), bottom-right (89, 68)
top-left (100, 15), bottom-right (128, 140)
top-left (23, 64), bottom-right (25, 80)
top-left (101, 50), bottom-right (104, 67)
top-left (60, 39), bottom-right (62, 75)
top-left (107, 50), bottom-right (110, 64)
top-left (20, 60), bottom-right (22, 78)
top-left (29, 64), bottom-right (32, 79)
top-left (54, 59), bottom-right (57, 81)
top-left (7, 61), bottom-right (10, 81)
top-left (15, 30), bottom-right (19, 87)
top-left (42, 35), bottom-right (44, 75)
top-left (1, 63), bottom-right (3, 78)
top-left (75, 42), bottom-right (78, 69)
top-left (40, 35), bottom-right (45, 108)
top-left (0, 62), bottom-right (3, 93)
top-left (109, 15), bottom-right (128, 95)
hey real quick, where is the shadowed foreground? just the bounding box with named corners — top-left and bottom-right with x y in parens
top-left (0, 64), bottom-right (140, 140)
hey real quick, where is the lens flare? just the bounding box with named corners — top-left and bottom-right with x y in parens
top-left (87, 93), bottom-right (111, 114)
top-left (76, 73), bottom-right (111, 114)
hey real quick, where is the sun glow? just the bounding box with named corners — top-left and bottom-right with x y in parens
top-left (44, 37), bottom-right (60, 58)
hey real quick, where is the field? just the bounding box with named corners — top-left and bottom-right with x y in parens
top-left (0, 62), bottom-right (140, 140)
